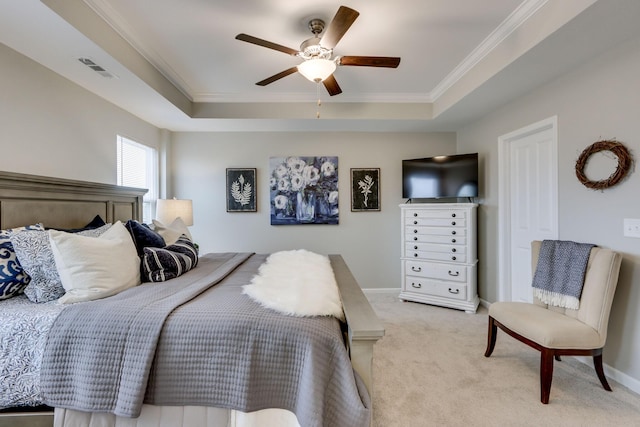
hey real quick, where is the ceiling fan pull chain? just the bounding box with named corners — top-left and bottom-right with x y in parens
top-left (316, 82), bottom-right (322, 119)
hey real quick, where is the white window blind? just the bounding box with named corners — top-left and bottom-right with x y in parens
top-left (117, 135), bottom-right (158, 223)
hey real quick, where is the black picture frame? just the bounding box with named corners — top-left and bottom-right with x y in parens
top-left (226, 168), bottom-right (257, 212)
top-left (351, 168), bottom-right (380, 211)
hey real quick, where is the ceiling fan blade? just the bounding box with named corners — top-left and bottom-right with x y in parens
top-left (320, 6), bottom-right (359, 49)
top-left (235, 33), bottom-right (299, 56)
top-left (322, 74), bottom-right (342, 96)
top-left (255, 67), bottom-right (299, 86)
top-left (338, 56), bottom-right (401, 68)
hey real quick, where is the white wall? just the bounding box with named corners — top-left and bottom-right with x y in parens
top-left (169, 132), bottom-right (456, 291)
top-left (457, 34), bottom-right (640, 386)
top-left (0, 43), bottom-right (160, 184)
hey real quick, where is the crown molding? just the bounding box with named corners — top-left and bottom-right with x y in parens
top-left (82, 0), bottom-right (194, 100)
top-left (429, 0), bottom-right (549, 101)
top-left (192, 91), bottom-right (432, 104)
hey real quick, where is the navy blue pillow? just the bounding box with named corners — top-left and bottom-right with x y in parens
top-left (48, 215), bottom-right (107, 233)
top-left (125, 220), bottom-right (166, 256)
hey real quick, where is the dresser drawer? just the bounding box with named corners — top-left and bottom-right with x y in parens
top-left (405, 242), bottom-right (466, 254)
top-left (404, 260), bottom-right (469, 282)
top-left (405, 226), bottom-right (466, 238)
top-left (405, 249), bottom-right (467, 263)
top-left (404, 277), bottom-right (468, 301)
top-left (407, 234), bottom-right (467, 245)
top-left (406, 217), bottom-right (466, 227)
top-left (405, 209), bottom-right (466, 220)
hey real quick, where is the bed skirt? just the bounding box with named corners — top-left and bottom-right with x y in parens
top-left (54, 405), bottom-right (300, 427)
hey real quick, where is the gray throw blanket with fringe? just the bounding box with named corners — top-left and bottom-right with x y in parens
top-left (532, 240), bottom-right (594, 309)
top-left (40, 253), bottom-right (370, 427)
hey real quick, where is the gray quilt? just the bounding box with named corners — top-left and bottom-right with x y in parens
top-left (40, 253), bottom-right (370, 427)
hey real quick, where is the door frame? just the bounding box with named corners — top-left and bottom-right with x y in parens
top-left (497, 116), bottom-right (558, 301)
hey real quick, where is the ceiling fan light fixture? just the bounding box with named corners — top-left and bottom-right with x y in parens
top-left (297, 58), bottom-right (336, 83)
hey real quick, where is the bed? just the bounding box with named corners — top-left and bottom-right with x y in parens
top-left (0, 171), bottom-right (384, 427)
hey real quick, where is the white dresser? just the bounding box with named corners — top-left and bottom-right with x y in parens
top-left (399, 203), bottom-right (479, 313)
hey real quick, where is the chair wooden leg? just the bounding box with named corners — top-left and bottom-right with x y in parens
top-left (555, 355), bottom-right (561, 361)
top-left (485, 316), bottom-right (497, 357)
top-left (593, 352), bottom-right (612, 391)
top-left (540, 348), bottom-right (555, 404)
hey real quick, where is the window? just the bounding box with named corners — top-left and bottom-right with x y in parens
top-left (117, 135), bottom-right (158, 223)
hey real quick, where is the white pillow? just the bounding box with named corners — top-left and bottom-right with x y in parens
top-left (152, 217), bottom-right (192, 246)
top-left (50, 221), bottom-right (141, 304)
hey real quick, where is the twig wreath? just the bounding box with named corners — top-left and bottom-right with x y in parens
top-left (575, 140), bottom-right (633, 190)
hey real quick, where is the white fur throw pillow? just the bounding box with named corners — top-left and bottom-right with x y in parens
top-left (243, 249), bottom-right (344, 321)
top-left (50, 221), bottom-right (141, 304)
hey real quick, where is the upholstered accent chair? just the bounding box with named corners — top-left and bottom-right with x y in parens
top-left (485, 240), bottom-right (622, 404)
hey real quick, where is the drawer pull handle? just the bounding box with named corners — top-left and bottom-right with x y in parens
top-left (413, 220), bottom-right (418, 225)
top-left (451, 213), bottom-right (456, 218)
top-left (414, 229), bottom-right (418, 234)
top-left (448, 270), bottom-right (460, 277)
top-left (451, 238), bottom-right (456, 243)
top-left (414, 246), bottom-right (418, 250)
top-left (451, 221), bottom-right (456, 226)
top-left (411, 266), bottom-right (422, 272)
top-left (414, 237), bottom-right (418, 241)
top-left (451, 256), bottom-right (457, 261)
top-left (412, 282), bottom-right (422, 289)
top-left (414, 253), bottom-right (418, 258)
top-left (414, 213), bottom-right (418, 217)
top-left (452, 248), bottom-right (457, 253)
top-left (451, 231), bottom-right (457, 235)
top-left (448, 288), bottom-right (460, 294)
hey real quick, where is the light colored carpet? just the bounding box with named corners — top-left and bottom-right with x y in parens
top-left (368, 293), bottom-right (640, 427)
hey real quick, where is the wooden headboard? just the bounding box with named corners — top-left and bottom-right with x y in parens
top-left (0, 171), bottom-right (147, 229)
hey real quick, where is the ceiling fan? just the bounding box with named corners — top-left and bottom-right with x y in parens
top-left (235, 5), bottom-right (401, 96)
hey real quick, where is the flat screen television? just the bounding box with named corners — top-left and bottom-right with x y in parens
top-left (402, 153), bottom-right (478, 199)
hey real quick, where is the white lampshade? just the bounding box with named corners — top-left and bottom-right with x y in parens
top-left (156, 198), bottom-right (193, 226)
top-left (297, 59), bottom-right (336, 83)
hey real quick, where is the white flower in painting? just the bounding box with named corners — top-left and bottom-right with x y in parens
top-left (274, 164), bottom-right (288, 179)
top-left (290, 173), bottom-right (304, 192)
top-left (274, 195), bottom-right (288, 210)
top-left (277, 177), bottom-right (291, 192)
top-left (321, 161), bottom-right (336, 177)
top-left (328, 191), bottom-right (339, 204)
top-left (286, 157), bottom-right (306, 174)
top-left (357, 175), bottom-right (375, 207)
top-left (269, 176), bottom-right (277, 189)
top-left (302, 165), bottom-right (320, 186)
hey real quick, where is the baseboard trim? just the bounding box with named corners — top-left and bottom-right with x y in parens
top-left (574, 356), bottom-right (640, 395)
top-left (362, 288), bottom-right (400, 297)
top-left (479, 298), bottom-right (490, 309)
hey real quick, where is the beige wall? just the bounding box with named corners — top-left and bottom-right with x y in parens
top-left (0, 43), bottom-right (160, 184)
top-left (457, 35), bottom-right (640, 385)
top-left (169, 131), bottom-right (456, 291)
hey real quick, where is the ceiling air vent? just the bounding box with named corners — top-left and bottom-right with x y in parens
top-left (77, 57), bottom-right (118, 79)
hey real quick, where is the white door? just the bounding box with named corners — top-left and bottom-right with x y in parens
top-left (498, 117), bottom-right (558, 302)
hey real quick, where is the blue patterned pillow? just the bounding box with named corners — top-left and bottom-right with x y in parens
top-left (0, 224), bottom-right (44, 300)
top-left (141, 236), bottom-right (198, 282)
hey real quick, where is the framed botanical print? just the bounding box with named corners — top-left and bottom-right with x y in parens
top-left (351, 168), bottom-right (380, 212)
top-left (226, 168), bottom-right (257, 212)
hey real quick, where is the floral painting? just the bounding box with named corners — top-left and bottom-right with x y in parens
top-left (226, 168), bottom-right (257, 212)
top-left (351, 168), bottom-right (380, 211)
top-left (269, 156), bottom-right (339, 225)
